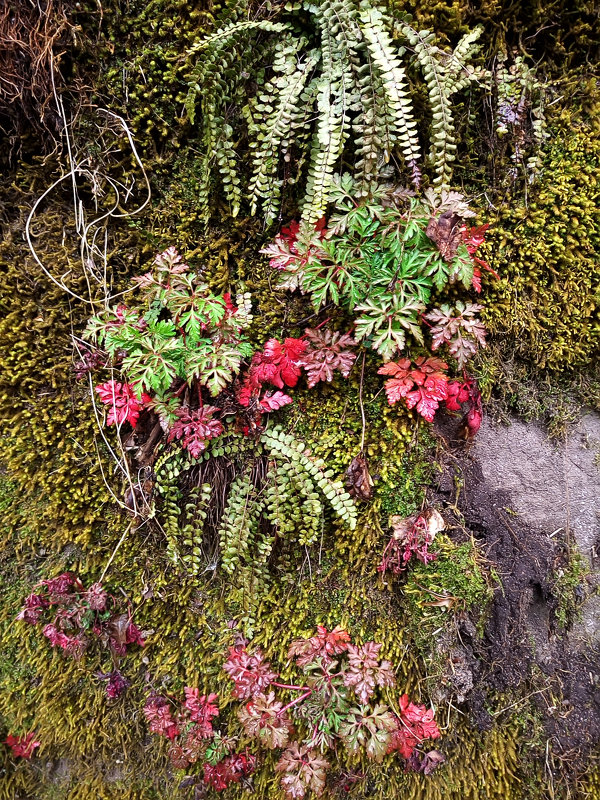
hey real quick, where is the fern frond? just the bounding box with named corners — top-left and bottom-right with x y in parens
top-left (219, 471), bottom-right (260, 575)
top-left (301, 81), bottom-right (347, 229)
top-left (399, 22), bottom-right (483, 191)
top-left (260, 427), bottom-right (358, 529)
top-left (360, 7), bottom-right (421, 185)
top-left (248, 43), bottom-right (319, 223)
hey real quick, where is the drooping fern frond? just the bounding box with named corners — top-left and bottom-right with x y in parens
top-left (248, 43), bottom-right (319, 224)
top-left (152, 427), bottom-right (358, 582)
top-left (302, 81), bottom-right (348, 228)
top-left (398, 22), bottom-right (484, 190)
top-left (185, 19), bottom-right (290, 220)
top-left (184, 2), bottom-right (485, 222)
top-left (360, 7), bottom-right (421, 185)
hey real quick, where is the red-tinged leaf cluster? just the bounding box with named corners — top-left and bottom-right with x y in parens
top-left (378, 510), bottom-right (443, 575)
top-left (276, 743), bottom-right (329, 799)
top-left (238, 691), bottom-right (293, 749)
top-left (287, 624), bottom-right (351, 667)
top-left (424, 302), bottom-right (486, 370)
top-left (259, 391), bottom-right (293, 412)
top-left (343, 642), bottom-right (395, 705)
top-left (4, 733), bottom-right (40, 759)
top-left (144, 688), bottom-right (257, 791)
top-left (17, 574), bottom-right (143, 694)
top-left (203, 752), bottom-right (256, 791)
top-left (222, 643), bottom-right (278, 699)
top-left (96, 669), bottom-right (131, 699)
top-left (73, 346), bottom-right (108, 379)
top-left (298, 328), bottom-right (357, 388)
top-left (445, 376), bottom-right (483, 439)
top-left (184, 689), bottom-right (220, 738)
top-left (260, 218), bottom-right (327, 276)
top-left (219, 627), bottom-right (443, 799)
top-left (378, 357), bottom-right (450, 422)
top-left (386, 694), bottom-right (441, 760)
top-left (144, 690), bottom-right (219, 757)
top-left (143, 694), bottom-right (182, 740)
top-left (238, 337), bottom-right (307, 407)
top-left (95, 380), bottom-right (151, 427)
top-left (167, 405), bottom-right (224, 458)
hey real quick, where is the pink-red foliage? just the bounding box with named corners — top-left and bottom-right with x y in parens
top-left (203, 752), bottom-right (256, 791)
top-left (387, 694), bottom-right (441, 760)
top-left (287, 625), bottom-right (351, 667)
top-left (298, 328), bottom-right (357, 388)
top-left (378, 514), bottom-right (438, 575)
top-left (223, 644), bottom-right (278, 699)
top-left (167, 405), bottom-right (223, 457)
top-left (143, 695), bottom-right (181, 740)
top-left (378, 357), bottom-right (449, 422)
top-left (4, 733), bottom-right (40, 759)
top-left (17, 575), bottom-right (143, 692)
top-left (95, 381), bottom-right (150, 427)
top-left (239, 338), bottom-right (307, 406)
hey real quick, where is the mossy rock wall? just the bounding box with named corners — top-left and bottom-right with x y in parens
top-left (1, 1), bottom-right (599, 798)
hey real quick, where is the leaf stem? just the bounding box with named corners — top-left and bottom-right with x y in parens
top-left (278, 689), bottom-right (313, 715)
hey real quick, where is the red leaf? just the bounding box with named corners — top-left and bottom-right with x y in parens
top-left (260, 391), bottom-right (293, 412)
top-left (238, 691), bottom-right (293, 749)
top-left (204, 752), bottom-right (256, 791)
top-left (4, 733), bottom-right (40, 759)
top-left (276, 743), bottom-right (329, 799)
top-left (143, 695), bottom-right (181, 740)
top-left (288, 625), bottom-right (351, 667)
top-left (167, 405), bottom-right (223, 457)
top-left (445, 380), bottom-right (471, 411)
top-left (379, 358), bottom-right (449, 422)
top-left (299, 328), bottom-right (357, 388)
top-left (183, 689), bottom-right (219, 737)
top-left (387, 695), bottom-right (441, 761)
top-left (343, 641), bottom-right (396, 704)
top-left (95, 381), bottom-right (150, 427)
top-left (223, 644), bottom-right (278, 699)
top-left (461, 223), bottom-right (490, 255)
top-left (239, 337), bottom-right (307, 405)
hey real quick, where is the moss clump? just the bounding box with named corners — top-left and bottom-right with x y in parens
top-left (402, 535), bottom-right (492, 654)
top-left (552, 544), bottom-right (590, 630)
top-left (482, 78), bottom-right (600, 375)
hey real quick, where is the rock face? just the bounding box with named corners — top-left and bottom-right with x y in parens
top-left (474, 413), bottom-right (600, 643)
top-left (432, 410), bottom-right (600, 763)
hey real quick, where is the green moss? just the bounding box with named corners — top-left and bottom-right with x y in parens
top-left (403, 535), bottom-right (492, 654)
top-left (482, 77), bottom-right (600, 376)
top-left (552, 544), bottom-right (590, 630)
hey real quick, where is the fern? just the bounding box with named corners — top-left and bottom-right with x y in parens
top-left (219, 471), bottom-right (259, 575)
top-left (153, 428), bottom-right (358, 583)
top-left (398, 22), bottom-right (484, 190)
top-left (360, 7), bottom-right (421, 184)
top-left (185, 0), bottom-right (485, 224)
top-left (248, 43), bottom-right (319, 223)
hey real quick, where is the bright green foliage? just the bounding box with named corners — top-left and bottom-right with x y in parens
top-left (266, 175), bottom-right (482, 361)
top-left (85, 247), bottom-right (253, 403)
top-left (184, 1), bottom-right (484, 226)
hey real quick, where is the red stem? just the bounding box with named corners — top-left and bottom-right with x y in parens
top-left (303, 316), bottom-right (332, 335)
top-left (271, 682), bottom-right (310, 692)
top-left (278, 689), bottom-right (313, 715)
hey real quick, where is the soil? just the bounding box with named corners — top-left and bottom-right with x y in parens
top-left (431, 411), bottom-right (600, 769)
